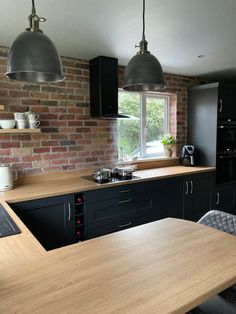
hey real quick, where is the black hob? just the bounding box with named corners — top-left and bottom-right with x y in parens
top-left (82, 175), bottom-right (140, 184)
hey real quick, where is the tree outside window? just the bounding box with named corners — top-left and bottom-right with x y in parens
top-left (118, 90), bottom-right (169, 160)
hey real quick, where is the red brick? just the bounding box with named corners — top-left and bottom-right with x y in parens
top-left (9, 90), bottom-right (29, 98)
top-left (51, 147), bottom-right (68, 152)
top-left (0, 149), bottom-right (11, 155)
top-left (1, 142), bottom-right (20, 148)
top-left (41, 141), bottom-right (59, 147)
top-left (33, 147), bottom-right (50, 154)
top-left (43, 153), bottom-right (60, 160)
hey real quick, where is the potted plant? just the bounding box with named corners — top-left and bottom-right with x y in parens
top-left (161, 134), bottom-right (176, 157)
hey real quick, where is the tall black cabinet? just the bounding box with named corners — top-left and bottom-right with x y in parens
top-left (188, 82), bottom-right (236, 213)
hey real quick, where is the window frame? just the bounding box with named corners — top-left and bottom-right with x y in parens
top-left (118, 90), bottom-right (170, 160)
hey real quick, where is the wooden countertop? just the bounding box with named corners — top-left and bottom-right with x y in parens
top-left (0, 166), bottom-right (215, 203)
top-left (0, 218), bottom-right (236, 314)
top-left (0, 165), bottom-right (215, 270)
top-left (0, 200), bottom-right (45, 270)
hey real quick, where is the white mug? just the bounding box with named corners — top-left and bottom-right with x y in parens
top-left (14, 112), bottom-right (26, 120)
top-left (25, 112), bottom-right (39, 120)
top-left (29, 121), bottom-right (40, 129)
top-left (16, 119), bottom-right (27, 129)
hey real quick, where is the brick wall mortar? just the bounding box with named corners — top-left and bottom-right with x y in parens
top-left (0, 45), bottom-right (204, 176)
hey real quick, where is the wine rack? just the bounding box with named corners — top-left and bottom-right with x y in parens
top-left (74, 193), bottom-right (86, 241)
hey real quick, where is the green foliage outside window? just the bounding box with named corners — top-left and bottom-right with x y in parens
top-left (118, 91), bottom-right (166, 159)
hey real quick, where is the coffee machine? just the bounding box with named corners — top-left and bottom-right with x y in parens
top-left (180, 145), bottom-right (196, 166)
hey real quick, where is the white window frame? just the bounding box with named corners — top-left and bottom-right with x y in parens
top-left (118, 90), bottom-right (169, 159)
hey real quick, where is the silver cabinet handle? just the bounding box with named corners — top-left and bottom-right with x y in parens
top-left (216, 192), bottom-right (220, 205)
top-left (119, 189), bottom-right (131, 193)
top-left (118, 198), bottom-right (131, 204)
top-left (185, 181), bottom-right (189, 195)
top-left (190, 180), bottom-right (193, 194)
top-left (118, 222), bottom-right (132, 228)
top-left (219, 99), bottom-right (223, 112)
top-left (68, 202), bottom-right (71, 221)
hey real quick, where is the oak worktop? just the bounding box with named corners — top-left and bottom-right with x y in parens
top-left (1, 218), bottom-right (236, 314)
top-left (1, 165), bottom-right (215, 203)
top-left (0, 165), bottom-right (214, 270)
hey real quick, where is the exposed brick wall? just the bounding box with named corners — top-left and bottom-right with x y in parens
top-left (0, 46), bottom-right (117, 176)
top-left (0, 45), bottom-right (203, 176)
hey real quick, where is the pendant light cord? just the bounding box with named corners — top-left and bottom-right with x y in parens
top-left (32, 0), bottom-right (36, 14)
top-left (142, 0), bottom-right (145, 41)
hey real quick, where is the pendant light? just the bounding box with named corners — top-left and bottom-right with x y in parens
top-left (5, 0), bottom-right (64, 83)
top-left (123, 0), bottom-right (166, 91)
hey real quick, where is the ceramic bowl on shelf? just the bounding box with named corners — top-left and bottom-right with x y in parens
top-left (0, 120), bottom-right (16, 129)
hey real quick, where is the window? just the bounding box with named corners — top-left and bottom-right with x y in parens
top-left (118, 90), bottom-right (169, 160)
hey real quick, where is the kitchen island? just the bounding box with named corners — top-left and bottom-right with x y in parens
top-left (1, 218), bottom-right (236, 314)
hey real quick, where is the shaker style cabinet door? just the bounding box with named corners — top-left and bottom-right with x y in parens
top-left (183, 172), bottom-right (215, 222)
top-left (218, 87), bottom-right (236, 120)
top-left (11, 194), bottom-right (76, 251)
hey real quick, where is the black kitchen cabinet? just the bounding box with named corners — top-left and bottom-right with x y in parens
top-left (11, 194), bottom-right (76, 250)
top-left (183, 172), bottom-right (215, 221)
top-left (85, 180), bottom-right (161, 239)
top-left (161, 172), bottom-right (215, 222)
top-left (161, 176), bottom-right (184, 219)
top-left (188, 82), bottom-right (236, 183)
top-left (215, 183), bottom-right (236, 214)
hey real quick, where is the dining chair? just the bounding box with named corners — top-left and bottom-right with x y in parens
top-left (198, 209), bottom-right (236, 236)
top-left (189, 210), bottom-right (236, 314)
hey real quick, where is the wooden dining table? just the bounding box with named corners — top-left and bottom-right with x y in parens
top-left (1, 217), bottom-right (236, 314)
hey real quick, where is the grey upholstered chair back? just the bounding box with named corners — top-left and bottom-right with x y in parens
top-left (198, 210), bottom-right (236, 236)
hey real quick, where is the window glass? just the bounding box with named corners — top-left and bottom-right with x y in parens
top-left (118, 91), bottom-right (169, 160)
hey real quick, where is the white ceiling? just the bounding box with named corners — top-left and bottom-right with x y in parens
top-left (1, 0), bottom-right (236, 81)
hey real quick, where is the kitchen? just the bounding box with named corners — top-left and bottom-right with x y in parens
top-left (0, 0), bottom-right (236, 313)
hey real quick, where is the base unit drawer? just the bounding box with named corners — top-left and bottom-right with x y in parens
top-left (85, 181), bottom-right (155, 203)
top-left (86, 193), bottom-right (153, 228)
top-left (86, 213), bottom-right (155, 239)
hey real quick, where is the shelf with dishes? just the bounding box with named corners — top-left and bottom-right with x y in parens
top-left (0, 128), bottom-right (41, 134)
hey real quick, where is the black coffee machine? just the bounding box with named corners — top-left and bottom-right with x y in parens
top-left (180, 145), bottom-right (196, 166)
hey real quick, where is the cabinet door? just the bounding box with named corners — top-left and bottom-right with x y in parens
top-left (184, 172), bottom-right (214, 222)
top-left (161, 177), bottom-right (185, 219)
top-left (216, 183), bottom-right (236, 214)
top-left (11, 194), bottom-right (75, 251)
top-left (218, 87), bottom-right (236, 120)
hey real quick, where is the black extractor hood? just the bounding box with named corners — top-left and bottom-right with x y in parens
top-left (89, 56), bottom-right (129, 119)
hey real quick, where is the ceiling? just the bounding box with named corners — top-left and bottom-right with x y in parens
top-left (1, 0), bottom-right (236, 81)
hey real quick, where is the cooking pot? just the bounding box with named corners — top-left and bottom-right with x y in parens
top-left (0, 164), bottom-right (17, 192)
top-left (93, 168), bottom-right (112, 183)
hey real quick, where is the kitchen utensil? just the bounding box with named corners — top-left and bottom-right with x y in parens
top-left (29, 120), bottom-right (40, 129)
top-left (93, 168), bottom-right (112, 183)
top-left (0, 164), bottom-right (17, 191)
top-left (14, 112), bottom-right (26, 120)
top-left (0, 120), bottom-right (16, 129)
top-left (25, 111), bottom-right (39, 120)
top-left (117, 167), bottom-right (134, 179)
top-left (16, 119), bottom-right (27, 129)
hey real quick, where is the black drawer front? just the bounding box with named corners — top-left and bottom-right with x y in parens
top-left (86, 193), bottom-right (153, 228)
top-left (85, 181), bottom-right (154, 203)
top-left (86, 213), bottom-right (154, 239)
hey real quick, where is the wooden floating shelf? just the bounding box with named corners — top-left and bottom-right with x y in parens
top-left (0, 129), bottom-right (41, 134)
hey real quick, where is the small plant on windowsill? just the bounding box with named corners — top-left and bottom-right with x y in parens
top-left (161, 134), bottom-right (176, 157)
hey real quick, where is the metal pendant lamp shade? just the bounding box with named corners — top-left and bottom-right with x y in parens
top-left (5, 0), bottom-right (64, 83)
top-left (123, 0), bottom-right (166, 91)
